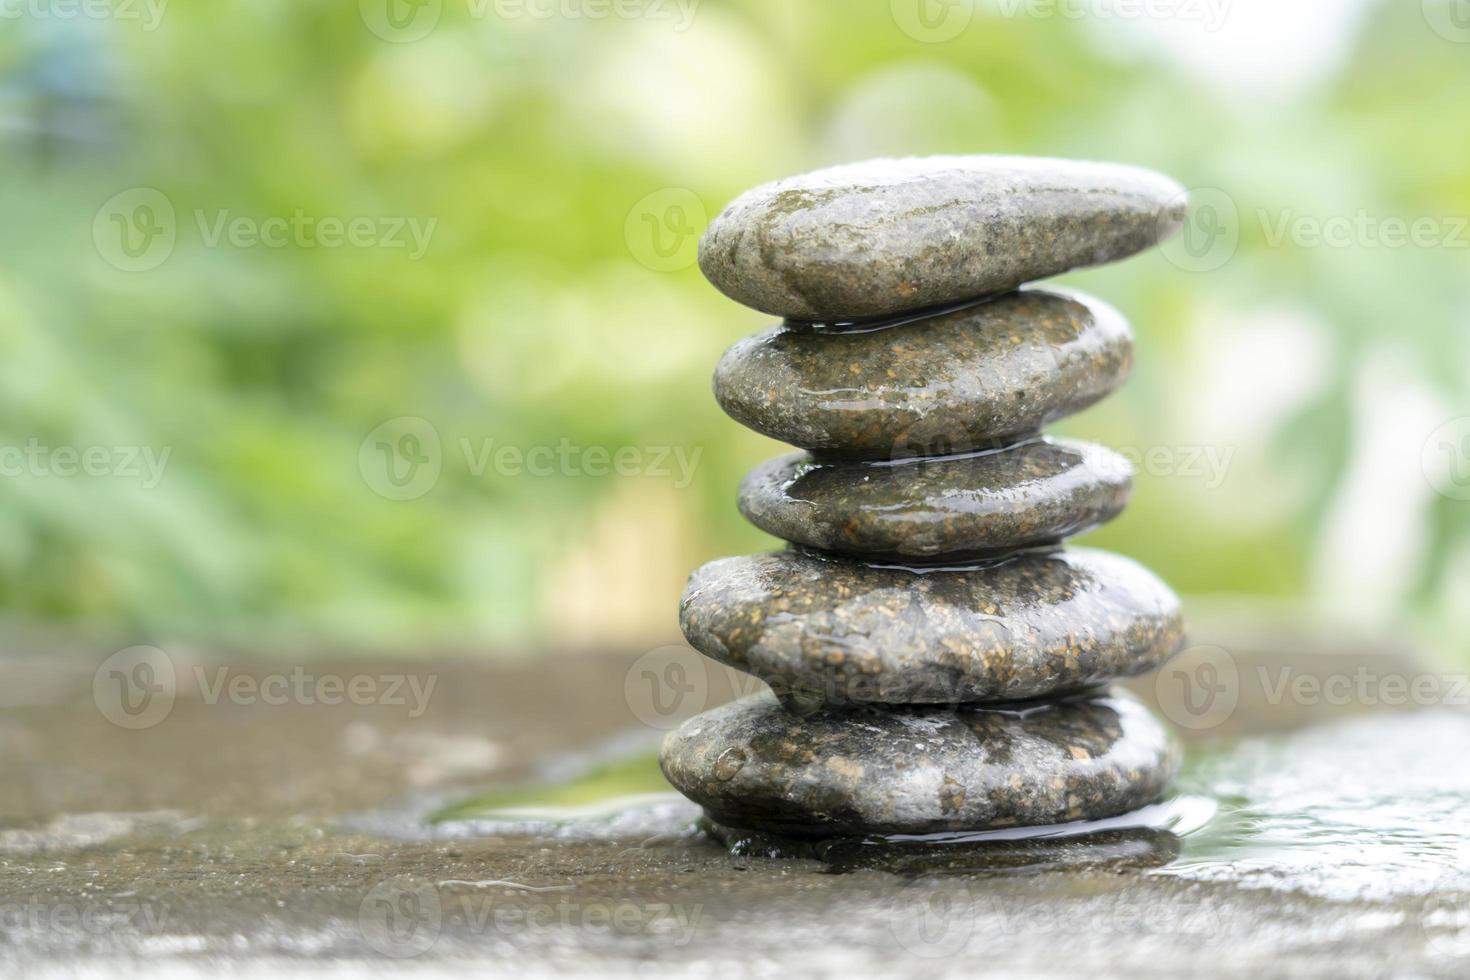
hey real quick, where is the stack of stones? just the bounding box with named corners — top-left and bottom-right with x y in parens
top-left (661, 156), bottom-right (1190, 841)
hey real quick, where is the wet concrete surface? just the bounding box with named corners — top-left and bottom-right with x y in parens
top-left (2, 613), bottom-right (1470, 978)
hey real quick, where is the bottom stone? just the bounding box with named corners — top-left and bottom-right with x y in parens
top-left (659, 689), bottom-right (1178, 838)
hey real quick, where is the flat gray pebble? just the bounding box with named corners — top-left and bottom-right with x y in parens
top-left (713, 289), bottom-right (1133, 459)
top-left (738, 437), bottom-right (1132, 559)
top-left (679, 547), bottom-right (1184, 705)
top-left (698, 155), bottom-right (1186, 321)
top-left (659, 689), bottom-right (1179, 837)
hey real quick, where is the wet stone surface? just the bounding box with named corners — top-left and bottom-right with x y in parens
top-left (689, 155), bottom-right (1188, 841)
top-left (697, 155), bottom-right (1186, 321)
top-left (738, 437), bottom-right (1133, 560)
top-left (713, 289), bottom-right (1134, 459)
top-left (4, 643), bottom-right (1470, 977)
top-left (679, 547), bottom-right (1184, 705)
top-left (659, 690), bottom-right (1179, 838)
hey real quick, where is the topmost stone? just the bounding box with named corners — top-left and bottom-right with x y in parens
top-left (698, 155), bottom-right (1186, 322)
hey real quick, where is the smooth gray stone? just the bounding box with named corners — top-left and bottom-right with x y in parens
top-left (713, 289), bottom-right (1133, 459)
top-left (678, 547), bottom-right (1184, 705)
top-left (659, 689), bottom-right (1179, 837)
top-left (698, 155), bottom-right (1186, 321)
top-left (738, 438), bottom-right (1132, 560)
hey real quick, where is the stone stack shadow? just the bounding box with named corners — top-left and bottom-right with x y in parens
top-left (661, 156), bottom-right (1190, 841)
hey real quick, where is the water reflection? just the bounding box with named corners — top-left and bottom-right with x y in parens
top-left (709, 797), bottom-right (1213, 875)
top-left (1162, 710), bottom-right (1470, 901)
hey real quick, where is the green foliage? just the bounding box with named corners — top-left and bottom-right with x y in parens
top-left (0, 2), bottom-right (1465, 656)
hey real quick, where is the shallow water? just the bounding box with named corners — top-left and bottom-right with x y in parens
top-left (422, 708), bottom-right (1470, 902)
top-left (1163, 711), bottom-right (1470, 902)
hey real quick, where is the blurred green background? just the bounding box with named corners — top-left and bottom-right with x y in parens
top-left (0, 0), bottom-right (1466, 659)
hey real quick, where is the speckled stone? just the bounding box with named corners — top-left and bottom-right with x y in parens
top-left (713, 290), bottom-right (1133, 460)
top-left (738, 437), bottom-right (1132, 560)
top-left (659, 689), bottom-right (1178, 837)
top-left (679, 548), bottom-right (1183, 706)
top-left (698, 155), bottom-right (1186, 321)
